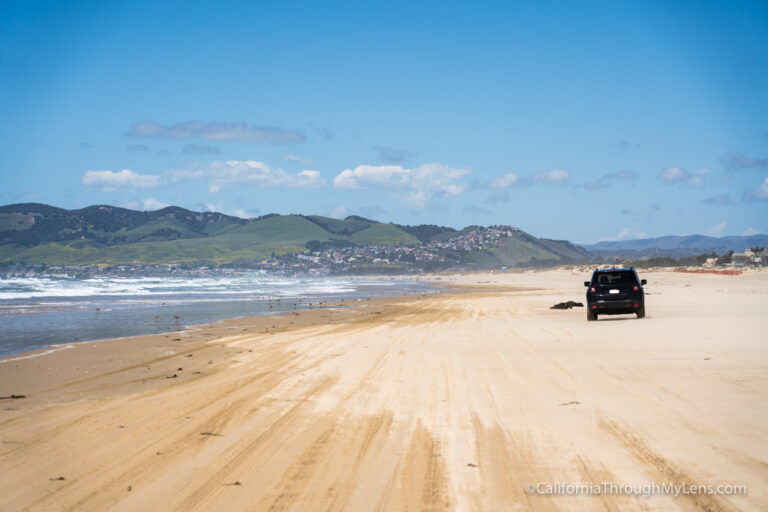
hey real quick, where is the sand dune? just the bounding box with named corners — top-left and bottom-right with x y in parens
top-left (1, 269), bottom-right (766, 511)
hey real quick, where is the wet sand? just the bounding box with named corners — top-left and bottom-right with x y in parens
top-left (1, 269), bottom-right (766, 511)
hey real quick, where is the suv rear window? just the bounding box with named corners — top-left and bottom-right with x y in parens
top-left (594, 271), bottom-right (637, 285)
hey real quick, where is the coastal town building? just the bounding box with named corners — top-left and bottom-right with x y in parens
top-left (731, 248), bottom-right (767, 267)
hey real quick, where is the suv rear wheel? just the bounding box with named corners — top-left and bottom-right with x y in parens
top-left (587, 310), bottom-right (597, 321)
top-left (636, 306), bottom-right (645, 319)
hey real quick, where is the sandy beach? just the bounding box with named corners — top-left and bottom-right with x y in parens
top-left (1, 268), bottom-right (766, 511)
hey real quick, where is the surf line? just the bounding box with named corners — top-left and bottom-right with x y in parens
top-left (0, 344), bottom-right (76, 364)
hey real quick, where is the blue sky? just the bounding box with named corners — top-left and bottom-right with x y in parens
top-left (1, 0), bottom-right (766, 242)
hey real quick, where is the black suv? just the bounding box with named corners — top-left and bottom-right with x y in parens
top-left (584, 268), bottom-right (646, 321)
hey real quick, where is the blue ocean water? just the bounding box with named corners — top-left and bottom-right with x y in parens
top-left (0, 275), bottom-right (430, 359)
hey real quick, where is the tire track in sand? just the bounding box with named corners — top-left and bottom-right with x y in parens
top-left (600, 417), bottom-right (735, 512)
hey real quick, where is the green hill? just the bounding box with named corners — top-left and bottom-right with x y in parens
top-left (0, 205), bottom-right (415, 265)
top-left (476, 231), bottom-right (591, 267)
top-left (0, 203), bottom-right (591, 268)
top-left (348, 224), bottom-right (419, 246)
top-left (302, 215), bottom-right (373, 236)
top-left (0, 203), bottom-right (245, 247)
top-left (393, 223), bottom-right (457, 243)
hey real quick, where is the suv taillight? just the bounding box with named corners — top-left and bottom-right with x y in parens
top-left (633, 285), bottom-right (639, 291)
top-left (590, 287), bottom-right (596, 293)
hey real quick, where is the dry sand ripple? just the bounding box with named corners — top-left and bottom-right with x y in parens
top-left (0, 269), bottom-right (766, 511)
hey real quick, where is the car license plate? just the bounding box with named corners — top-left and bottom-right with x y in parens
top-left (609, 289), bottom-right (620, 294)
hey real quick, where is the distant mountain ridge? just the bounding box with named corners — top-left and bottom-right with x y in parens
top-left (0, 203), bottom-right (247, 247)
top-left (579, 234), bottom-right (768, 258)
top-left (0, 203), bottom-right (589, 268)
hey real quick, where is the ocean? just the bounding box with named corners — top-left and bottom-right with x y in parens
top-left (0, 274), bottom-right (430, 359)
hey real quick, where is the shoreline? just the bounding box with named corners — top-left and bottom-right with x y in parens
top-left (0, 278), bottom-right (503, 366)
top-left (0, 277), bottom-right (439, 361)
top-left (1, 269), bottom-right (765, 511)
top-left (0, 286), bottom-right (465, 405)
top-left (0, 301), bottom-right (361, 364)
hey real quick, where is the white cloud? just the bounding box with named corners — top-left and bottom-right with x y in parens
top-left (139, 198), bottom-right (169, 210)
top-left (596, 227), bottom-right (646, 242)
top-left (283, 154), bottom-right (312, 165)
top-left (485, 169), bottom-right (570, 196)
top-left (659, 166), bottom-right (708, 187)
top-left (82, 169), bottom-right (162, 190)
top-left (742, 227), bottom-right (765, 236)
top-left (659, 166), bottom-right (687, 183)
top-left (200, 204), bottom-right (253, 219)
top-left (487, 173), bottom-right (519, 189)
top-left (325, 205), bottom-right (348, 218)
top-left (122, 198), bottom-right (169, 211)
top-left (171, 160), bottom-right (326, 192)
top-left (706, 222), bottom-right (727, 237)
top-left (334, 165), bottom-right (411, 189)
top-left (532, 169), bottom-right (570, 184)
top-left (615, 227), bottom-right (645, 240)
top-left (84, 161), bottom-right (326, 194)
top-left (755, 177), bottom-right (768, 199)
top-left (294, 170), bottom-right (326, 189)
top-left (688, 168), bottom-right (709, 187)
top-left (333, 162), bottom-right (469, 208)
top-left (229, 209), bottom-right (252, 219)
top-left (740, 177), bottom-right (768, 202)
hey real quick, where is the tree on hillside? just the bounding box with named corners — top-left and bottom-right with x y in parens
top-left (716, 250), bottom-right (734, 266)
